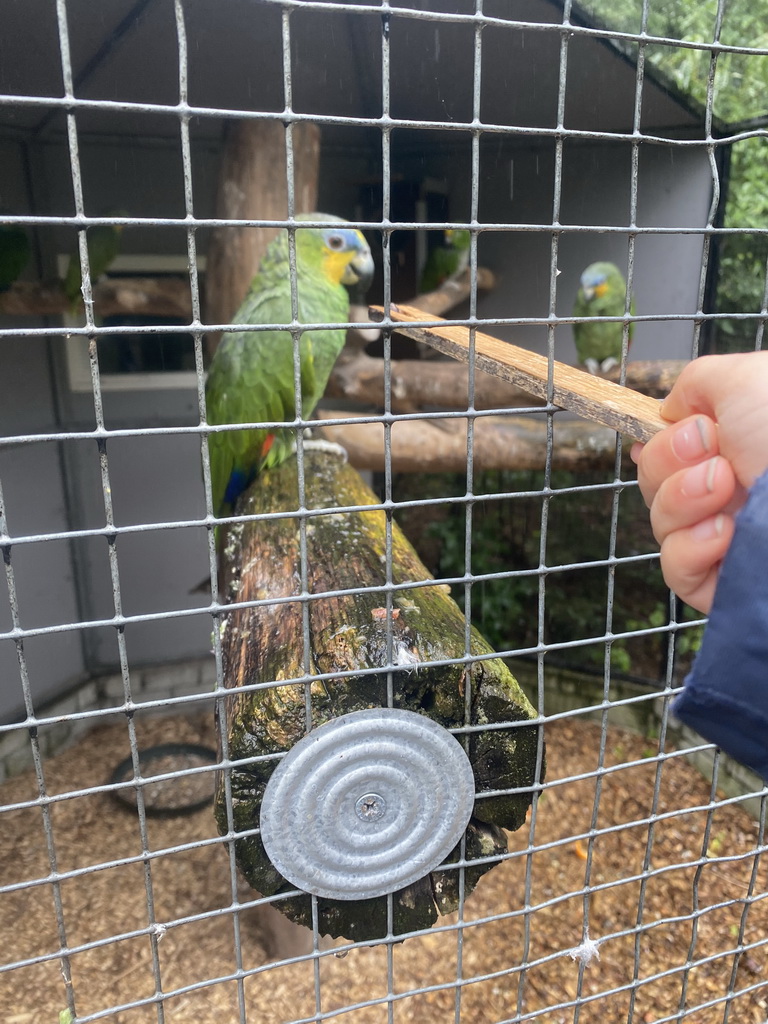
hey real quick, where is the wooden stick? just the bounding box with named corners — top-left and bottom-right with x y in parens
top-left (371, 303), bottom-right (669, 443)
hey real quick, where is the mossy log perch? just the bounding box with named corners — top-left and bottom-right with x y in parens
top-left (214, 448), bottom-right (542, 942)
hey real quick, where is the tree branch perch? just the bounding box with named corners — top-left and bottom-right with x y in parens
top-left (317, 410), bottom-right (634, 473)
top-left (328, 354), bottom-right (685, 414)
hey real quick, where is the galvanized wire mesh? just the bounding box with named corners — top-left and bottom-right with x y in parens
top-left (1, 0), bottom-right (768, 1022)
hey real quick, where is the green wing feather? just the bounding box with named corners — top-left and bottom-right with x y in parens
top-left (205, 215), bottom-right (373, 519)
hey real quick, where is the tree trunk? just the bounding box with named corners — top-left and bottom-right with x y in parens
top-left (204, 119), bottom-right (321, 355)
top-left (214, 448), bottom-right (542, 942)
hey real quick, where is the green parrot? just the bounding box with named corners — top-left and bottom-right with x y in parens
top-left (573, 261), bottom-right (635, 374)
top-left (64, 217), bottom-right (124, 312)
top-left (0, 215), bottom-right (31, 292)
top-left (419, 228), bottom-right (471, 293)
top-left (205, 213), bottom-right (374, 520)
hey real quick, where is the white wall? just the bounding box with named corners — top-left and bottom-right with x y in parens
top-left (0, 335), bottom-right (88, 721)
top-left (465, 140), bottom-right (713, 362)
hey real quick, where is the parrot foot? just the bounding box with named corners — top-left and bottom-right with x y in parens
top-left (349, 303), bottom-right (382, 343)
top-left (583, 358), bottom-right (600, 375)
top-left (599, 356), bottom-right (619, 373)
top-left (300, 438), bottom-right (349, 464)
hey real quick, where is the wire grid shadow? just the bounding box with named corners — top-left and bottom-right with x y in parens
top-left (1, 0), bottom-right (768, 1022)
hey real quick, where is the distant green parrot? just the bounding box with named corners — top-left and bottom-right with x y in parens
top-left (205, 213), bottom-right (374, 520)
top-left (573, 261), bottom-right (635, 374)
top-left (64, 218), bottom-right (124, 312)
top-left (0, 215), bottom-right (31, 292)
top-left (419, 228), bottom-right (471, 293)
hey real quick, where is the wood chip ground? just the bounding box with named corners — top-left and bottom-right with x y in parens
top-left (2, 712), bottom-right (766, 1023)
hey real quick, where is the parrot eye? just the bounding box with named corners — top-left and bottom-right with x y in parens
top-left (326, 233), bottom-right (346, 251)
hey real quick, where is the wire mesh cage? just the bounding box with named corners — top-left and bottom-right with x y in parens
top-left (1, 0), bottom-right (767, 1022)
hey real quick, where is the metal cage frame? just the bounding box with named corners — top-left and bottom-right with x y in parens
top-left (1, 1), bottom-right (768, 1022)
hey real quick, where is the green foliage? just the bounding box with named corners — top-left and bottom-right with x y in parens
top-left (401, 469), bottom-right (695, 680)
top-left (579, 0), bottom-right (768, 125)
top-left (715, 138), bottom-right (768, 352)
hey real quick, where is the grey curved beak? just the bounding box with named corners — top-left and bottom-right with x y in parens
top-left (343, 247), bottom-right (375, 289)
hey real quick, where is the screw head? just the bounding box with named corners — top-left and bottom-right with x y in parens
top-left (355, 792), bottom-right (386, 821)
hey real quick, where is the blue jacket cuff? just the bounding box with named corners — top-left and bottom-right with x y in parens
top-left (672, 469), bottom-right (768, 780)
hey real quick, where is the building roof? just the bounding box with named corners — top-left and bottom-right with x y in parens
top-left (0, 0), bottom-right (713, 145)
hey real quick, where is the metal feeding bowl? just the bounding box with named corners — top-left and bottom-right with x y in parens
top-left (260, 708), bottom-right (476, 900)
top-left (109, 743), bottom-right (218, 817)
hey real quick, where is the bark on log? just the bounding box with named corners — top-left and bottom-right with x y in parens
top-left (328, 353), bottom-right (686, 413)
top-left (214, 448), bottom-right (542, 942)
top-left (317, 410), bottom-right (639, 473)
top-left (205, 120), bottom-right (321, 356)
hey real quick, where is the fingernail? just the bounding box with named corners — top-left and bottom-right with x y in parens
top-left (690, 514), bottom-right (724, 542)
top-left (671, 416), bottom-right (711, 462)
top-left (681, 456), bottom-right (720, 498)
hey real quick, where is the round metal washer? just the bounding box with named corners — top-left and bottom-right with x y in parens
top-left (259, 707), bottom-right (475, 900)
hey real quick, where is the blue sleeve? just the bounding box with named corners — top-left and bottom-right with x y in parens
top-left (672, 469), bottom-right (768, 780)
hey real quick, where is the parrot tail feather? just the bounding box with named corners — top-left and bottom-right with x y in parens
top-left (223, 468), bottom-right (255, 509)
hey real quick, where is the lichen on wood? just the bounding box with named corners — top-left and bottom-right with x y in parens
top-left (214, 447), bottom-right (543, 941)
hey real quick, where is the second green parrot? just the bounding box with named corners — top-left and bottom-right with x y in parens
top-left (64, 219), bottom-right (124, 313)
top-left (0, 215), bottom-right (31, 292)
top-left (573, 261), bottom-right (635, 374)
top-left (205, 214), bottom-right (374, 520)
top-left (419, 228), bottom-right (471, 293)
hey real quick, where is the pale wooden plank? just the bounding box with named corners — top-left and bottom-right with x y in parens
top-left (371, 303), bottom-right (668, 443)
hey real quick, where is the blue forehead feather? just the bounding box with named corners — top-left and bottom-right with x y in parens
top-left (581, 269), bottom-right (607, 288)
top-left (322, 226), bottom-right (364, 250)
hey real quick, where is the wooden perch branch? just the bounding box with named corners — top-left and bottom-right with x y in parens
top-left (0, 277), bottom-right (193, 319)
top-left (405, 266), bottom-right (497, 316)
top-left (317, 410), bottom-right (630, 473)
top-left (328, 354), bottom-right (686, 414)
top-left (0, 261), bottom-right (495, 324)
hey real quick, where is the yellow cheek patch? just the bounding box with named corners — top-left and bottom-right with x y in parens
top-left (594, 282), bottom-right (609, 298)
top-left (322, 247), bottom-right (355, 284)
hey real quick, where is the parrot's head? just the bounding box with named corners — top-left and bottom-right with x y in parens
top-left (578, 261), bottom-right (624, 302)
top-left (295, 214), bottom-right (374, 291)
top-left (445, 228), bottom-right (471, 251)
